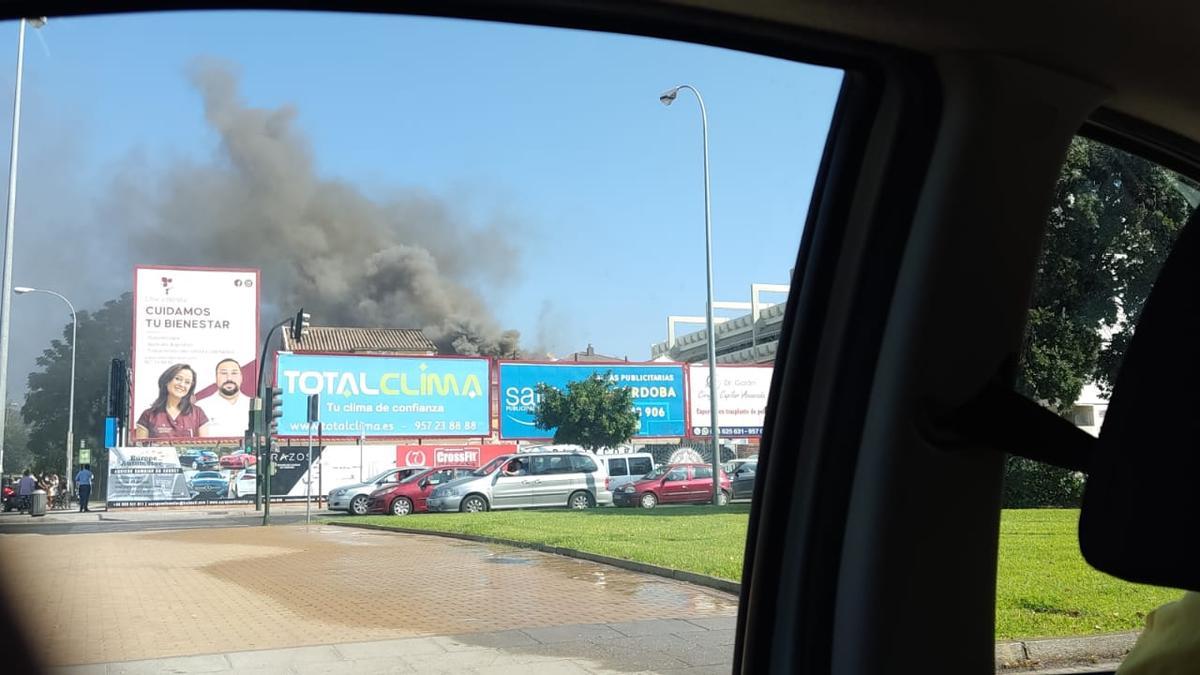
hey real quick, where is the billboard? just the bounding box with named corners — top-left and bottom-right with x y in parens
top-left (498, 362), bottom-right (687, 440)
top-left (107, 444), bottom-right (329, 506)
top-left (132, 266), bottom-right (260, 443)
top-left (395, 444), bottom-right (516, 469)
top-left (276, 354), bottom-right (491, 437)
top-left (688, 364), bottom-right (773, 437)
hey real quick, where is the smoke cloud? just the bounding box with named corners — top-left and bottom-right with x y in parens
top-left (114, 59), bottom-right (524, 356)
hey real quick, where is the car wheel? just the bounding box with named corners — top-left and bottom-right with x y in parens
top-left (349, 495), bottom-right (370, 516)
top-left (717, 490), bottom-right (730, 507)
top-left (391, 497), bottom-right (413, 516)
top-left (567, 491), bottom-right (593, 510)
top-left (640, 492), bottom-right (658, 509)
top-left (460, 495), bottom-right (488, 513)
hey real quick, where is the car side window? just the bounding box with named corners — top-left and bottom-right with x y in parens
top-left (607, 458), bottom-right (628, 476)
top-left (694, 466), bottom-right (713, 479)
top-left (665, 468), bottom-right (687, 481)
top-left (571, 455), bottom-right (598, 473)
top-left (529, 456), bottom-right (571, 475)
top-left (426, 469), bottom-right (452, 486)
top-left (628, 457), bottom-right (652, 475)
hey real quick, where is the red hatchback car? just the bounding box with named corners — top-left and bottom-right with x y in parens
top-left (613, 463), bottom-right (732, 509)
top-left (365, 465), bottom-right (476, 516)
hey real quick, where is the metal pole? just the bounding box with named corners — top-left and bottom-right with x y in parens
top-left (358, 429), bottom-right (364, 482)
top-left (0, 20), bottom-right (29, 475)
top-left (67, 299), bottom-right (76, 482)
top-left (306, 422), bottom-right (313, 525)
top-left (667, 84), bottom-right (723, 505)
top-left (255, 317), bottom-right (289, 523)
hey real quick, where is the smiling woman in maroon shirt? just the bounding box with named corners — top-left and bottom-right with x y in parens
top-left (134, 363), bottom-right (211, 439)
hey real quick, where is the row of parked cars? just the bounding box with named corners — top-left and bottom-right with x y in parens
top-left (327, 447), bottom-right (760, 516)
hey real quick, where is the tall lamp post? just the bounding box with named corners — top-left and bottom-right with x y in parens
top-left (14, 286), bottom-right (76, 481)
top-left (660, 84), bottom-right (723, 505)
top-left (0, 17), bottom-right (46, 476)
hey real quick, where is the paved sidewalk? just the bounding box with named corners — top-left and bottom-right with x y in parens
top-left (1, 524), bottom-right (736, 667)
top-left (47, 617), bottom-right (737, 674)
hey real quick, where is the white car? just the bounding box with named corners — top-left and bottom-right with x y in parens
top-left (230, 469), bottom-right (257, 499)
top-left (327, 466), bottom-right (426, 515)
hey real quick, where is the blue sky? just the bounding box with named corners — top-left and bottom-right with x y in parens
top-left (0, 10), bottom-right (840, 391)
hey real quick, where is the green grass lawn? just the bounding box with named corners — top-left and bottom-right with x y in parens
top-left (996, 509), bottom-right (1180, 639)
top-left (335, 506), bottom-right (1183, 639)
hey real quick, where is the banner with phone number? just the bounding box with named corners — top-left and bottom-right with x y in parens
top-left (498, 362), bottom-right (686, 439)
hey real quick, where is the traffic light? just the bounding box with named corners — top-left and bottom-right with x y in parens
top-left (291, 308), bottom-right (311, 341)
top-left (265, 386), bottom-right (283, 435)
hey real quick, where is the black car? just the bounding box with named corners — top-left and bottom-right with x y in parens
top-left (730, 461), bottom-right (757, 500)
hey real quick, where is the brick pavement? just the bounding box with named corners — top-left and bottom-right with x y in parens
top-left (46, 616), bottom-right (739, 674)
top-left (0, 524), bottom-right (737, 668)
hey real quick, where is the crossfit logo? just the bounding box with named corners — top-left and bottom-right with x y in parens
top-left (404, 449), bottom-right (427, 466)
top-left (435, 448), bottom-right (479, 466)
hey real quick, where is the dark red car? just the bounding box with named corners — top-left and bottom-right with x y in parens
top-left (613, 463), bottom-right (732, 509)
top-left (365, 465), bottom-right (476, 516)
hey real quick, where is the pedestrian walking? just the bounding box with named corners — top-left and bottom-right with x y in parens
top-left (74, 465), bottom-right (94, 512)
top-left (16, 469), bottom-right (36, 513)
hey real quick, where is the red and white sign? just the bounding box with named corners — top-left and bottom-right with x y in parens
top-left (395, 444), bottom-right (516, 469)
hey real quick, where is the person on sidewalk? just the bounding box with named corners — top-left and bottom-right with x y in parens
top-left (74, 465), bottom-right (94, 512)
top-left (16, 470), bottom-right (35, 513)
top-left (45, 473), bottom-right (60, 509)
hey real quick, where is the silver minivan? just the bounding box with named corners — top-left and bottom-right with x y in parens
top-left (426, 451), bottom-right (611, 512)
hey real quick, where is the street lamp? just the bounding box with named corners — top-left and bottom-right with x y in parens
top-left (14, 286), bottom-right (76, 482)
top-left (660, 84), bottom-right (723, 505)
top-left (0, 17), bottom-right (47, 475)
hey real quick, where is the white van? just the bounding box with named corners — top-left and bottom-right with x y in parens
top-left (601, 453), bottom-right (657, 493)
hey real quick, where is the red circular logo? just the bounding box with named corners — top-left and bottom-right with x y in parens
top-left (404, 450), bottom-right (427, 466)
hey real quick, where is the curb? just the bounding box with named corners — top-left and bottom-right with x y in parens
top-left (325, 521), bottom-right (741, 595)
top-left (996, 631), bottom-right (1138, 671)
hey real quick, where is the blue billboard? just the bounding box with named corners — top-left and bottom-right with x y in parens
top-left (499, 362), bottom-right (686, 440)
top-left (276, 354), bottom-right (490, 437)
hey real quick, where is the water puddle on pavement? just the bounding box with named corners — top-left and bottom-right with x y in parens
top-left (169, 525), bottom-right (737, 635)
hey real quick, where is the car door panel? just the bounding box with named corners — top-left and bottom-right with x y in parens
top-left (490, 475), bottom-right (533, 508)
top-left (659, 469), bottom-right (690, 503)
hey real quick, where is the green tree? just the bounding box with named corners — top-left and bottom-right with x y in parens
top-left (1018, 138), bottom-right (1192, 409)
top-left (1009, 138), bottom-right (1193, 506)
top-left (22, 293), bottom-right (132, 475)
top-left (3, 403), bottom-right (34, 474)
top-left (533, 372), bottom-right (640, 451)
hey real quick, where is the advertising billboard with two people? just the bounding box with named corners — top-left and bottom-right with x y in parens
top-left (131, 266), bottom-right (260, 444)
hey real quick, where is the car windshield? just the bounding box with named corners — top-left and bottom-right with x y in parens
top-left (0, 9), bottom-right (833, 673)
top-left (363, 469), bottom-right (396, 484)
